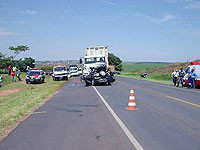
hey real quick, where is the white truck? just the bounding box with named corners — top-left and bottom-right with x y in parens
top-left (80, 46), bottom-right (109, 76)
top-left (80, 46), bottom-right (115, 86)
top-left (52, 65), bottom-right (69, 81)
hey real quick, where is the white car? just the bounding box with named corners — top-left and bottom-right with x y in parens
top-left (52, 65), bottom-right (69, 81)
top-left (70, 67), bottom-right (79, 76)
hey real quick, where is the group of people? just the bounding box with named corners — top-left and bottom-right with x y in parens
top-left (172, 68), bottom-right (197, 88)
top-left (8, 65), bottom-right (21, 82)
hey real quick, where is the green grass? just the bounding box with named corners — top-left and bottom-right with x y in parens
top-left (0, 76), bottom-right (66, 140)
top-left (122, 62), bottom-right (171, 72)
top-left (119, 72), bottom-right (172, 85)
top-left (0, 72), bottom-right (26, 87)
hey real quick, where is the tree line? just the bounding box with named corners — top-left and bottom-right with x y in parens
top-left (0, 45), bottom-right (35, 72)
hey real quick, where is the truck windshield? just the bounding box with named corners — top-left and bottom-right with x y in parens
top-left (54, 67), bottom-right (66, 72)
top-left (85, 57), bottom-right (105, 64)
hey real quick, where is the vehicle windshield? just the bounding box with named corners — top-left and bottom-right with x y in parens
top-left (54, 67), bottom-right (66, 72)
top-left (70, 65), bottom-right (77, 67)
top-left (29, 71), bottom-right (40, 76)
top-left (85, 57), bottom-right (105, 64)
top-left (70, 67), bottom-right (78, 71)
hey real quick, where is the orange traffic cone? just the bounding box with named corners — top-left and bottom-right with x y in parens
top-left (126, 88), bottom-right (139, 110)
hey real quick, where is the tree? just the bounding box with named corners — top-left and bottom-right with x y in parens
top-left (23, 57), bottom-right (35, 68)
top-left (108, 53), bottom-right (122, 71)
top-left (9, 45), bottom-right (29, 59)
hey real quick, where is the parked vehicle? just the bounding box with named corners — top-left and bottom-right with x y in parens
top-left (70, 65), bottom-right (79, 76)
top-left (141, 73), bottom-right (148, 78)
top-left (183, 61), bottom-right (200, 87)
top-left (78, 68), bottom-right (82, 75)
top-left (52, 65), bottom-right (69, 81)
top-left (26, 69), bottom-right (45, 84)
top-left (82, 65), bottom-right (115, 86)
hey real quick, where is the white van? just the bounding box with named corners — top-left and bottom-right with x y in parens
top-left (184, 61), bottom-right (200, 87)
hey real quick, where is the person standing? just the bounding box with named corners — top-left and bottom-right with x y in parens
top-left (11, 71), bottom-right (16, 82)
top-left (8, 65), bottom-right (11, 75)
top-left (17, 69), bottom-right (21, 81)
top-left (171, 69), bottom-right (179, 86)
top-left (177, 68), bottom-right (186, 87)
top-left (0, 75), bottom-right (3, 88)
top-left (191, 68), bottom-right (197, 88)
top-left (12, 66), bottom-right (17, 74)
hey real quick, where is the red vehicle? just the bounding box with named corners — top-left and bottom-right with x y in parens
top-left (184, 61), bottom-right (200, 87)
top-left (26, 69), bottom-right (45, 84)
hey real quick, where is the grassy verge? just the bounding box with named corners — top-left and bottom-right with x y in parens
top-left (0, 72), bottom-right (26, 87)
top-left (0, 76), bottom-right (66, 140)
top-left (119, 72), bottom-right (172, 85)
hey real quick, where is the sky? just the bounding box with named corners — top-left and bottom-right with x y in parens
top-left (0, 0), bottom-right (200, 62)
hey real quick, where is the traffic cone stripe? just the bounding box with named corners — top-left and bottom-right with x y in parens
top-left (130, 90), bottom-right (134, 94)
top-left (128, 102), bottom-right (136, 106)
top-left (129, 93), bottom-right (135, 96)
top-left (129, 96), bottom-right (135, 100)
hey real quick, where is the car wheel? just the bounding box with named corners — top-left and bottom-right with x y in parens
top-left (108, 81), bottom-right (111, 85)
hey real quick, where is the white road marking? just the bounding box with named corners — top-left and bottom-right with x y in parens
top-left (93, 86), bottom-right (144, 150)
top-left (32, 111), bottom-right (47, 114)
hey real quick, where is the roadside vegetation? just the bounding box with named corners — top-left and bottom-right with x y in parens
top-left (0, 75), bottom-right (66, 140)
top-left (120, 62), bottom-right (190, 84)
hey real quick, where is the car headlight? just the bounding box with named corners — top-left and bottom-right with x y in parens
top-left (100, 71), bottom-right (106, 76)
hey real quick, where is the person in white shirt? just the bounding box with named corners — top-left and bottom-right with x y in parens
top-left (171, 69), bottom-right (179, 86)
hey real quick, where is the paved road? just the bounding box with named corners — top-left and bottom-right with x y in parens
top-left (0, 76), bottom-right (200, 150)
top-left (95, 76), bottom-right (200, 150)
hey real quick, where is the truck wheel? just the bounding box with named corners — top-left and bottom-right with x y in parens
top-left (85, 81), bottom-right (90, 86)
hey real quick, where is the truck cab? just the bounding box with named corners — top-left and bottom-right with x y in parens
top-left (82, 55), bottom-right (106, 76)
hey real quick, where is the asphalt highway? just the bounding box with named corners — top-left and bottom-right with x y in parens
top-left (0, 76), bottom-right (200, 150)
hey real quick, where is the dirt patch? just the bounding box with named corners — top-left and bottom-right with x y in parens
top-left (0, 88), bottom-right (21, 99)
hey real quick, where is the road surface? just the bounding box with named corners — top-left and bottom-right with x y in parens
top-left (0, 76), bottom-right (200, 150)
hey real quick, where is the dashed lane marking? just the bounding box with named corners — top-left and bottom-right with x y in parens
top-left (166, 96), bottom-right (200, 108)
top-left (93, 86), bottom-right (144, 150)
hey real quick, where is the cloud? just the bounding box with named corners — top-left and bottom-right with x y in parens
top-left (135, 13), bottom-right (175, 23)
top-left (0, 28), bottom-right (19, 37)
top-left (24, 9), bottom-right (37, 15)
top-left (99, 0), bottom-right (118, 7)
top-left (185, 1), bottom-right (200, 8)
top-left (166, 0), bottom-right (200, 9)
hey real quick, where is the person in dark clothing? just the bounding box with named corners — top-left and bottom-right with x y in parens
top-left (177, 68), bottom-right (186, 87)
top-left (17, 69), bottom-right (21, 81)
top-left (8, 65), bottom-right (11, 75)
top-left (0, 75), bottom-right (3, 88)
